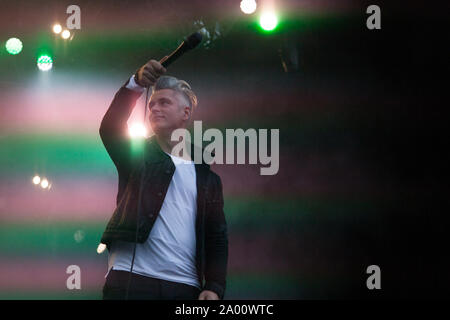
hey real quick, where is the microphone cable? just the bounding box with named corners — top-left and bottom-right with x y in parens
top-left (125, 85), bottom-right (151, 300)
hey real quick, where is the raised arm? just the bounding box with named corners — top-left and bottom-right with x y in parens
top-left (99, 60), bottom-right (166, 173)
top-left (99, 79), bottom-right (143, 173)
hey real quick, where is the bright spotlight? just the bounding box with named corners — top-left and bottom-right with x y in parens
top-left (53, 24), bottom-right (62, 34)
top-left (129, 123), bottom-right (147, 138)
top-left (32, 175), bottom-right (41, 185)
top-left (240, 0), bottom-right (257, 14)
top-left (40, 178), bottom-right (49, 189)
top-left (5, 37), bottom-right (23, 55)
top-left (97, 243), bottom-right (106, 254)
top-left (61, 30), bottom-right (71, 39)
top-left (37, 55), bottom-right (53, 71)
top-left (259, 11), bottom-right (278, 31)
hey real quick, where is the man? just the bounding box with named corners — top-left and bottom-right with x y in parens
top-left (98, 59), bottom-right (228, 300)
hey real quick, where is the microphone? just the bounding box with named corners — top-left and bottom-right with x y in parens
top-left (159, 32), bottom-right (203, 68)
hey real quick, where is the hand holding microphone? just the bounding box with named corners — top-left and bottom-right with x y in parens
top-left (135, 59), bottom-right (167, 87)
top-left (134, 31), bottom-right (203, 88)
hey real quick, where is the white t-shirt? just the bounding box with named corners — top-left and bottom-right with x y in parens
top-left (107, 151), bottom-right (200, 289)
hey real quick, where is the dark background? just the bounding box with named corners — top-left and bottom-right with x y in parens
top-left (0, 0), bottom-right (448, 299)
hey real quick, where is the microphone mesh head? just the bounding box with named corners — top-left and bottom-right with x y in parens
top-left (185, 32), bottom-right (202, 49)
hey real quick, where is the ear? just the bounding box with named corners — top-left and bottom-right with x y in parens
top-left (183, 105), bottom-right (192, 121)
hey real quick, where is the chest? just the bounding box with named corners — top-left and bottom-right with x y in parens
top-left (166, 162), bottom-right (197, 203)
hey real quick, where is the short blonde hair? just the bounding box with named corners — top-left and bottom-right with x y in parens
top-left (152, 75), bottom-right (198, 111)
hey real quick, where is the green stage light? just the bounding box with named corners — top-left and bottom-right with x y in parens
top-left (259, 11), bottom-right (278, 31)
top-left (37, 55), bottom-right (53, 71)
top-left (5, 37), bottom-right (23, 55)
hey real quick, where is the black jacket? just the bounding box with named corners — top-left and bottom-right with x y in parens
top-left (98, 81), bottom-right (228, 299)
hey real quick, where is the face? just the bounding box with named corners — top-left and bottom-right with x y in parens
top-left (148, 89), bottom-right (191, 136)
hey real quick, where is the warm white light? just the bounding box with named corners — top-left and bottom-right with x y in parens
top-left (97, 243), bottom-right (106, 254)
top-left (32, 175), bottom-right (41, 185)
top-left (129, 123), bottom-right (147, 137)
top-left (40, 178), bottom-right (49, 189)
top-left (61, 30), bottom-right (71, 39)
top-left (53, 24), bottom-right (62, 34)
top-left (240, 0), bottom-right (257, 14)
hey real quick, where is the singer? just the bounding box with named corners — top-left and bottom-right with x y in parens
top-left (99, 59), bottom-right (228, 300)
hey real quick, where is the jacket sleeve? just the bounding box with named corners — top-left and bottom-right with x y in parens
top-left (99, 79), bottom-right (143, 175)
top-left (203, 174), bottom-right (229, 300)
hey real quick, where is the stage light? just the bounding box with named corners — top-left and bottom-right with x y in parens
top-left (259, 11), bottom-right (278, 31)
top-left (40, 178), bottom-right (49, 189)
top-left (37, 55), bottom-right (53, 71)
top-left (240, 0), bottom-right (257, 14)
top-left (53, 24), bottom-right (62, 34)
top-left (5, 37), bottom-right (23, 55)
top-left (61, 29), bottom-right (70, 39)
top-left (129, 123), bottom-right (147, 138)
top-left (32, 175), bottom-right (41, 185)
top-left (97, 243), bottom-right (106, 254)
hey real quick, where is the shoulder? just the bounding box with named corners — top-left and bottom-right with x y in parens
top-left (206, 169), bottom-right (224, 203)
top-left (208, 169), bottom-right (222, 186)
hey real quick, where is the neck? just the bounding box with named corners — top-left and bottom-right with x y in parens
top-left (155, 132), bottom-right (175, 154)
top-left (154, 130), bottom-right (192, 160)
